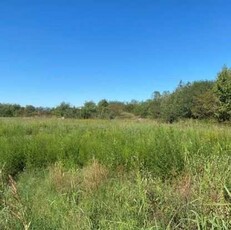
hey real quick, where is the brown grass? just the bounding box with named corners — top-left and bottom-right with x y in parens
top-left (48, 162), bottom-right (79, 194)
top-left (7, 175), bottom-right (31, 230)
top-left (174, 173), bottom-right (192, 201)
top-left (82, 160), bottom-right (109, 192)
top-left (48, 160), bottom-right (109, 194)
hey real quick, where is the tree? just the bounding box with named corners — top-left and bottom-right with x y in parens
top-left (133, 101), bottom-right (150, 118)
top-left (160, 91), bottom-right (179, 123)
top-left (192, 90), bottom-right (218, 119)
top-left (81, 101), bottom-right (97, 119)
top-left (107, 101), bottom-right (125, 118)
top-left (149, 91), bottom-right (162, 119)
top-left (54, 102), bottom-right (74, 118)
top-left (158, 81), bottom-right (215, 122)
top-left (0, 104), bottom-right (13, 117)
top-left (97, 99), bottom-right (110, 119)
top-left (214, 66), bottom-right (231, 121)
top-left (24, 105), bottom-right (36, 116)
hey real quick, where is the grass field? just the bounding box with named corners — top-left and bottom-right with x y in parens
top-left (0, 118), bottom-right (230, 229)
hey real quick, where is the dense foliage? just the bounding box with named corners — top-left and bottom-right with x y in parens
top-left (0, 67), bottom-right (230, 122)
top-left (214, 66), bottom-right (231, 121)
top-left (0, 119), bottom-right (230, 229)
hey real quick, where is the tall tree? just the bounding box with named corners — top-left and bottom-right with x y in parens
top-left (192, 90), bottom-right (218, 119)
top-left (97, 99), bottom-right (110, 119)
top-left (81, 101), bottom-right (97, 119)
top-left (54, 102), bottom-right (74, 118)
top-left (149, 91), bottom-right (162, 119)
top-left (214, 66), bottom-right (231, 121)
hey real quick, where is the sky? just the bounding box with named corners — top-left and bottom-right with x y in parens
top-left (0, 0), bottom-right (230, 107)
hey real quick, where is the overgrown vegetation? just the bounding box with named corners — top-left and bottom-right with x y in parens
top-left (0, 118), bottom-right (230, 229)
top-left (1, 66), bottom-right (231, 123)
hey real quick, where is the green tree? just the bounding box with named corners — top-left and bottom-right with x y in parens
top-left (149, 91), bottom-right (162, 119)
top-left (81, 101), bottom-right (97, 119)
top-left (24, 105), bottom-right (36, 116)
top-left (133, 101), bottom-right (150, 118)
top-left (124, 100), bottom-right (139, 114)
top-left (54, 102), bottom-right (74, 118)
top-left (0, 103), bottom-right (14, 117)
top-left (192, 90), bottom-right (218, 119)
top-left (159, 81), bottom-right (214, 122)
top-left (160, 91), bottom-right (178, 123)
top-left (97, 99), bottom-right (110, 119)
top-left (214, 66), bottom-right (231, 121)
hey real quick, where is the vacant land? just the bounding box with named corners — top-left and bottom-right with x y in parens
top-left (0, 118), bottom-right (230, 229)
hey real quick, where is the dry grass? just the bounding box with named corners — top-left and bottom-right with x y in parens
top-left (48, 160), bottom-right (109, 194)
top-left (48, 162), bottom-right (79, 194)
top-left (82, 160), bottom-right (109, 192)
top-left (6, 175), bottom-right (31, 230)
top-left (174, 173), bottom-right (192, 201)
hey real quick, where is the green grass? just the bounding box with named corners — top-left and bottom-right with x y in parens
top-left (0, 118), bottom-right (230, 229)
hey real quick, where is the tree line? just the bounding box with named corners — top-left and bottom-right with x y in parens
top-left (1, 66), bottom-right (231, 122)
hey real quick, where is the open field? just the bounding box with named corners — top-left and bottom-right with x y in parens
top-left (0, 118), bottom-right (231, 229)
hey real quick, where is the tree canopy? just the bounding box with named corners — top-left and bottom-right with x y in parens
top-left (214, 66), bottom-right (231, 121)
top-left (1, 66), bottom-right (231, 123)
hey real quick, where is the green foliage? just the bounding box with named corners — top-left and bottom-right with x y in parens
top-left (0, 119), bottom-right (231, 229)
top-left (0, 67), bottom-right (230, 123)
top-left (192, 89), bottom-right (218, 119)
top-left (160, 91), bottom-right (178, 123)
top-left (214, 66), bottom-right (231, 121)
top-left (0, 103), bottom-right (22, 117)
top-left (53, 102), bottom-right (75, 118)
top-left (0, 118), bottom-right (230, 178)
top-left (24, 105), bottom-right (36, 117)
top-left (159, 81), bottom-right (215, 122)
top-left (148, 91), bottom-right (162, 119)
top-left (97, 99), bottom-right (110, 119)
top-left (81, 101), bottom-right (97, 119)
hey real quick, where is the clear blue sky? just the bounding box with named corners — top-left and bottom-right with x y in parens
top-left (0, 0), bottom-right (230, 107)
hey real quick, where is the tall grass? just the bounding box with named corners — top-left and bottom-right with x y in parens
top-left (0, 118), bottom-right (230, 229)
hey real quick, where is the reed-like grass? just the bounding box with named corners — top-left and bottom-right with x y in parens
top-left (0, 118), bottom-right (230, 229)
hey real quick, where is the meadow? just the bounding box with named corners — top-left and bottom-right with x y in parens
top-left (0, 118), bottom-right (230, 229)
